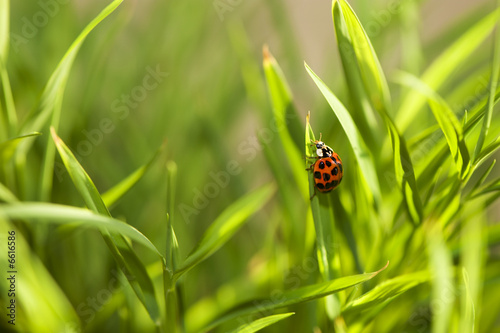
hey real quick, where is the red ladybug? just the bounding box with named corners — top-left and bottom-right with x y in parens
top-left (307, 139), bottom-right (343, 194)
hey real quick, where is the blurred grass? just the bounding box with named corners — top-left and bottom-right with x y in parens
top-left (1, 0), bottom-right (500, 332)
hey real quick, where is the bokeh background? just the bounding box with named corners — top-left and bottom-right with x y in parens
top-left (3, 0), bottom-right (500, 332)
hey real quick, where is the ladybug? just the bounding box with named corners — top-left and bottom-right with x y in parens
top-left (307, 139), bottom-right (343, 195)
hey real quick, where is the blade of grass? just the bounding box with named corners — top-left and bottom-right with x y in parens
top-left (229, 312), bottom-right (295, 333)
top-left (427, 223), bottom-right (454, 333)
top-left (16, 0), bottom-right (123, 201)
top-left (332, 0), bottom-right (422, 224)
top-left (305, 63), bottom-right (381, 207)
top-left (397, 8), bottom-right (500, 131)
top-left (394, 71), bottom-right (470, 178)
top-left (0, 203), bottom-right (162, 255)
top-left (102, 142), bottom-right (165, 208)
top-left (172, 184), bottom-right (275, 282)
top-left (0, 0), bottom-right (8, 61)
top-left (51, 128), bottom-right (162, 326)
top-left (342, 271), bottom-right (430, 313)
top-left (0, 132), bottom-right (41, 161)
top-left (204, 262), bottom-right (389, 332)
top-left (0, 181), bottom-right (17, 202)
top-left (263, 46), bottom-right (308, 200)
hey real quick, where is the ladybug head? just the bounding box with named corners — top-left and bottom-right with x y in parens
top-left (311, 140), bottom-right (334, 158)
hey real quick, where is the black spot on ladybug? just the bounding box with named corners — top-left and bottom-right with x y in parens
top-left (332, 180), bottom-right (339, 187)
top-left (325, 160), bottom-right (332, 167)
top-left (323, 173), bottom-right (331, 181)
top-left (325, 182), bottom-right (333, 189)
top-left (314, 171), bottom-right (321, 179)
top-left (316, 183), bottom-right (325, 189)
top-left (319, 161), bottom-right (325, 169)
top-left (331, 157), bottom-right (337, 163)
top-left (339, 163), bottom-right (343, 173)
top-left (332, 167), bottom-right (338, 175)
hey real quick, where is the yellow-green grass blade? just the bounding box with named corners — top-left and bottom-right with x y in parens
top-left (102, 142), bottom-right (165, 208)
top-left (305, 63), bottom-right (381, 207)
top-left (427, 224), bottom-right (454, 333)
top-left (173, 184), bottom-right (275, 282)
top-left (336, 0), bottom-right (391, 114)
top-left (394, 71), bottom-right (470, 178)
top-left (0, 132), bottom-right (41, 162)
top-left (332, 0), bottom-right (379, 144)
top-left (18, 0), bottom-right (123, 201)
top-left (229, 312), bottom-right (295, 333)
top-left (263, 47), bottom-right (308, 200)
top-left (51, 128), bottom-right (162, 325)
top-left (342, 271), bottom-right (430, 313)
top-left (305, 112), bottom-right (341, 318)
top-left (0, 203), bottom-right (162, 256)
top-left (473, 21), bottom-right (500, 161)
top-left (204, 262), bottom-right (389, 332)
top-left (397, 8), bottom-right (500, 132)
top-left (0, 220), bottom-right (80, 332)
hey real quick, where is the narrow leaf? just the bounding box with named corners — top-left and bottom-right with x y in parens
top-left (0, 181), bottom-right (17, 203)
top-left (0, 132), bottom-right (41, 161)
top-left (0, 203), bottom-right (162, 256)
top-left (230, 312), bottom-right (295, 333)
top-left (305, 63), bottom-right (381, 206)
top-left (0, 0), bottom-right (8, 61)
top-left (173, 184), bottom-right (275, 281)
top-left (397, 8), bottom-right (500, 131)
top-left (204, 262), bottom-right (389, 332)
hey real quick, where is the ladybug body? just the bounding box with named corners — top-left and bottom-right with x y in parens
top-left (308, 140), bottom-right (343, 194)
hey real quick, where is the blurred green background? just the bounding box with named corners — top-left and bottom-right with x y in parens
top-left (2, 0), bottom-right (500, 332)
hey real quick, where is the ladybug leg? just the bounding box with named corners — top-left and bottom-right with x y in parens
top-left (305, 162), bottom-right (315, 171)
top-left (309, 187), bottom-right (317, 200)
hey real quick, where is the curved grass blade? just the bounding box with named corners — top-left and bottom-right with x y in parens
top-left (305, 63), bottom-right (381, 207)
top-left (0, 203), bottom-right (162, 255)
top-left (0, 132), bottom-right (41, 161)
top-left (102, 141), bottom-right (165, 208)
top-left (19, 0), bottom-right (123, 201)
top-left (263, 47), bottom-right (308, 199)
top-left (173, 184), bottom-right (275, 282)
top-left (51, 128), bottom-right (162, 325)
top-left (336, 0), bottom-right (391, 113)
top-left (229, 312), bottom-right (295, 333)
top-left (0, 0), bottom-right (8, 62)
top-left (204, 262), bottom-right (389, 332)
top-left (394, 71), bottom-right (470, 178)
top-left (474, 21), bottom-right (500, 161)
top-left (397, 8), bottom-right (500, 132)
top-left (342, 271), bottom-right (430, 313)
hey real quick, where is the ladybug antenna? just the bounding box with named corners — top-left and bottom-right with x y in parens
top-left (319, 133), bottom-right (323, 141)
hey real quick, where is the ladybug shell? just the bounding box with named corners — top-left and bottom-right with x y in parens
top-left (312, 152), bottom-right (343, 193)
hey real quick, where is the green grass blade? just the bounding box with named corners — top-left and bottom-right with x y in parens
top-left (0, 203), bottom-right (162, 256)
top-left (394, 71), bottom-right (470, 177)
top-left (0, 61), bottom-right (17, 138)
top-left (305, 63), bottom-right (381, 207)
top-left (51, 128), bottom-right (162, 325)
top-left (397, 8), bottom-right (500, 131)
top-left (229, 312), bottom-right (295, 333)
top-left (343, 271), bottom-right (430, 313)
top-left (0, 132), bottom-right (41, 161)
top-left (263, 47), bottom-right (307, 199)
top-left (336, 0), bottom-right (391, 113)
top-left (173, 184), bottom-right (275, 281)
top-left (102, 142), bottom-right (165, 208)
top-left (474, 22), bottom-right (500, 161)
top-left (204, 262), bottom-right (389, 332)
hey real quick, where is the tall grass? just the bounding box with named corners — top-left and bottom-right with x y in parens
top-left (1, 0), bottom-right (500, 332)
